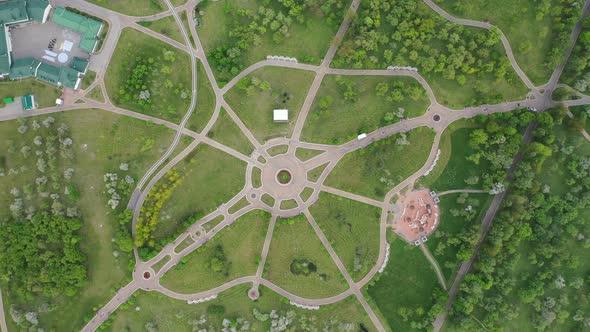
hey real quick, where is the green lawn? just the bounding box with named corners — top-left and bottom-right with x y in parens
top-left (0, 109), bottom-right (179, 331)
top-left (153, 143), bottom-right (247, 240)
top-left (435, 0), bottom-right (574, 85)
top-left (187, 61), bottom-right (216, 133)
top-left (302, 75), bottom-right (430, 144)
top-left (225, 66), bottom-right (315, 143)
top-left (295, 147), bottom-right (325, 161)
top-left (196, 0), bottom-right (346, 83)
top-left (139, 15), bottom-right (185, 44)
top-left (267, 144), bottom-right (289, 156)
top-left (367, 236), bottom-right (444, 332)
top-left (419, 120), bottom-right (489, 192)
top-left (426, 193), bottom-right (490, 285)
top-left (265, 216), bottom-right (349, 298)
top-left (0, 79), bottom-right (60, 108)
top-left (105, 28), bottom-right (191, 123)
top-left (81, 70), bottom-right (97, 90)
top-left (206, 108), bottom-right (255, 156)
top-left (86, 85), bottom-right (105, 103)
top-left (160, 210), bottom-right (269, 293)
top-left (87, 0), bottom-right (165, 16)
top-left (107, 284), bottom-right (376, 331)
top-left (326, 127), bottom-right (437, 199)
top-left (308, 162), bottom-right (329, 182)
top-left (310, 192), bottom-right (381, 281)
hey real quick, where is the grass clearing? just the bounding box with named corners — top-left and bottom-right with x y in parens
top-left (139, 15), bottom-right (185, 44)
top-left (187, 61), bottom-right (216, 132)
top-left (225, 67), bottom-right (315, 143)
top-left (367, 236), bottom-right (444, 331)
top-left (261, 193), bottom-right (275, 207)
top-left (195, 0), bottom-right (345, 83)
top-left (174, 236), bottom-right (195, 254)
top-left (0, 78), bottom-right (61, 108)
top-left (107, 284), bottom-right (376, 331)
top-left (419, 120), bottom-right (489, 192)
top-left (302, 75), bottom-right (430, 144)
top-left (326, 127), bottom-right (436, 199)
top-left (160, 210), bottom-right (269, 293)
top-left (252, 167), bottom-right (262, 188)
top-left (308, 162), bottom-right (328, 182)
top-left (85, 85), bottom-right (105, 103)
top-left (279, 199), bottom-right (298, 210)
top-left (153, 144), bottom-right (247, 241)
top-left (203, 215), bottom-right (225, 232)
top-left (295, 147), bottom-right (324, 161)
top-left (105, 28), bottom-right (191, 123)
top-left (310, 192), bottom-right (381, 281)
top-left (87, 0), bottom-right (165, 16)
top-left (152, 255), bottom-right (171, 274)
top-left (299, 187), bottom-right (314, 202)
top-left (267, 144), bottom-right (289, 156)
top-left (0, 109), bottom-right (179, 330)
top-left (206, 108), bottom-right (255, 156)
top-left (228, 196), bottom-right (250, 214)
top-left (265, 215), bottom-right (349, 298)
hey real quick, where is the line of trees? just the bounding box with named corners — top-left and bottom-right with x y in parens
top-left (451, 106), bottom-right (590, 330)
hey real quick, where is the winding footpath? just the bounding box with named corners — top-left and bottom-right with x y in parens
top-left (2, 0), bottom-right (590, 331)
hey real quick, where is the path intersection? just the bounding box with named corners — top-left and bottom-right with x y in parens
top-left (1, 0), bottom-right (590, 331)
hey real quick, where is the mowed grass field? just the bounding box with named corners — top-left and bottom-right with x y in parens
top-left (265, 216), bottom-right (349, 298)
top-left (87, 0), bottom-right (166, 16)
top-left (225, 67), bottom-right (315, 143)
top-left (196, 0), bottom-right (345, 83)
top-left (302, 75), bottom-right (430, 144)
top-left (326, 127), bottom-right (437, 199)
top-left (436, 0), bottom-right (564, 85)
top-left (160, 210), bottom-right (269, 293)
top-left (206, 108), bottom-right (255, 156)
top-left (309, 192), bottom-right (382, 281)
top-left (139, 15), bottom-right (185, 44)
top-left (0, 79), bottom-right (61, 108)
top-left (105, 28), bottom-right (191, 123)
top-left (367, 236), bottom-right (443, 332)
top-left (107, 285), bottom-right (377, 331)
top-left (154, 143), bottom-right (247, 240)
top-left (419, 120), bottom-right (490, 192)
top-left (0, 109), bottom-right (179, 331)
top-left (187, 61), bottom-right (216, 133)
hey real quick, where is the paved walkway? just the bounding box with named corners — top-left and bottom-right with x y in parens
top-left (2, 0), bottom-right (590, 331)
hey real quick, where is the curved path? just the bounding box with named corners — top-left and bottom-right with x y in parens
top-left (4, 0), bottom-right (590, 331)
top-left (422, 0), bottom-right (535, 90)
top-left (419, 244), bottom-right (448, 290)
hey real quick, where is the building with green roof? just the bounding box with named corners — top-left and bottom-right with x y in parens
top-left (36, 61), bottom-right (60, 85)
top-left (58, 65), bottom-right (81, 89)
top-left (51, 7), bottom-right (102, 53)
top-left (26, 0), bottom-right (52, 23)
top-left (0, 0), bottom-right (51, 75)
top-left (0, 0), bottom-right (29, 26)
top-left (9, 57), bottom-right (40, 79)
top-left (70, 56), bottom-right (89, 74)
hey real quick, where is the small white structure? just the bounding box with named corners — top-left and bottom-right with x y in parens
top-left (357, 133), bottom-right (367, 140)
top-left (273, 109), bottom-right (289, 122)
top-left (55, 98), bottom-right (63, 105)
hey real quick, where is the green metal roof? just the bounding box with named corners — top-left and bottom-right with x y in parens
top-left (26, 0), bottom-right (50, 23)
top-left (9, 56), bottom-right (40, 79)
top-left (22, 94), bottom-right (35, 110)
top-left (0, 27), bottom-right (9, 74)
top-left (51, 7), bottom-right (102, 53)
top-left (58, 66), bottom-right (80, 89)
top-left (36, 62), bottom-right (60, 85)
top-left (70, 56), bottom-right (89, 73)
top-left (0, 0), bottom-right (28, 26)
